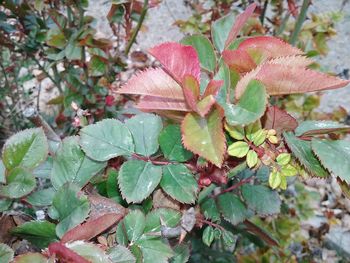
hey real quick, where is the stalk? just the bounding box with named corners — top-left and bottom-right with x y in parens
top-left (289, 0), bottom-right (311, 45)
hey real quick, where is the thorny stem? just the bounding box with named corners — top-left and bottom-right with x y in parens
top-left (125, 0), bottom-right (149, 55)
top-left (199, 218), bottom-right (225, 231)
top-left (289, 0), bottom-right (311, 45)
top-left (131, 153), bottom-right (172, 165)
top-left (211, 176), bottom-right (254, 198)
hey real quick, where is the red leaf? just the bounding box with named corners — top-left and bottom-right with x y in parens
top-left (61, 213), bottom-right (124, 243)
top-left (137, 96), bottom-right (190, 112)
top-left (263, 106), bottom-right (298, 135)
top-left (117, 68), bottom-right (184, 100)
top-left (224, 3), bottom-right (257, 49)
top-left (222, 49), bottom-right (257, 73)
top-left (48, 242), bottom-right (90, 263)
top-left (203, 80), bottom-right (224, 98)
top-left (105, 95), bottom-right (115, 106)
top-left (182, 74), bottom-right (200, 111)
top-left (148, 42), bottom-right (201, 83)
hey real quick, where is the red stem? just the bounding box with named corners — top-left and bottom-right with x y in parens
top-left (211, 177), bottom-right (254, 198)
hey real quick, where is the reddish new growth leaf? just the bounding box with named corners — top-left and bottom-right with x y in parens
top-left (203, 80), bottom-right (224, 98)
top-left (263, 106), bottom-right (298, 135)
top-left (224, 3), bottom-right (257, 49)
top-left (48, 242), bottom-right (90, 263)
top-left (223, 49), bottom-right (257, 73)
top-left (61, 213), bottom-right (124, 243)
top-left (149, 42), bottom-right (201, 83)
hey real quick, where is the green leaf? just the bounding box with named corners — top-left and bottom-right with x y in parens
top-left (227, 141), bottom-right (249, 158)
top-left (116, 210), bottom-right (145, 244)
top-left (13, 253), bottom-right (50, 263)
top-left (0, 198), bottom-right (12, 212)
top-left (242, 185), bottom-right (281, 215)
top-left (181, 35), bottom-right (217, 72)
top-left (26, 188), bottom-right (56, 206)
top-left (222, 229), bottom-right (236, 247)
top-left (295, 120), bottom-right (350, 136)
top-left (119, 160), bottom-right (162, 203)
top-left (67, 241), bottom-right (112, 263)
top-left (211, 13), bottom-right (235, 52)
top-left (246, 150), bottom-right (258, 168)
top-left (49, 183), bottom-right (90, 238)
top-left (65, 41), bottom-right (82, 60)
top-left (0, 167), bottom-right (36, 199)
top-left (311, 139), bottom-right (350, 183)
top-left (107, 245), bottom-right (136, 263)
top-left (213, 62), bottom-right (230, 106)
top-left (11, 221), bottom-right (58, 249)
top-left (80, 119), bottom-right (134, 162)
top-left (280, 164), bottom-right (298, 177)
top-left (269, 171), bottom-right (281, 189)
top-left (225, 124), bottom-right (245, 140)
top-left (51, 136), bottom-right (106, 189)
top-left (200, 198), bottom-right (220, 222)
top-left (160, 164), bottom-right (198, 204)
top-left (283, 132), bottom-right (328, 178)
top-left (202, 226), bottom-right (215, 246)
top-left (135, 237), bottom-right (174, 263)
top-left (170, 244), bottom-right (190, 263)
top-left (0, 243), bottom-right (13, 263)
top-left (218, 193), bottom-right (248, 225)
top-left (224, 80), bottom-right (267, 126)
top-left (0, 160), bottom-right (5, 184)
top-left (106, 168), bottom-right (122, 203)
top-left (182, 109), bottom-right (226, 167)
top-left (125, 113), bottom-right (163, 157)
top-left (89, 56), bottom-right (107, 77)
top-left (144, 208), bottom-right (181, 233)
top-left (276, 153), bottom-right (291, 166)
top-left (2, 128), bottom-right (48, 171)
top-left (158, 125), bottom-right (193, 162)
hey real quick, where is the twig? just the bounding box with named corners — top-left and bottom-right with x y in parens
top-left (289, 0), bottom-right (311, 45)
top-left (211, 177), bottom-right (254, 198)
top-left (125, 0), bottom-right (149, 55)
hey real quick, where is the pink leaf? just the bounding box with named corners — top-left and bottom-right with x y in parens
top-left (224, 3), bottom-right (257, 49)
top-left (237, 36), bottom-right (303, 63)
top-left (263, 106), bottom-right (298, 135)
top-left (222, 49), bottom-right (257, 73)
top-left (148, 42), bottom-right (201, 83)
top-left (61, 213), bottom-right (123, 243)
top-left (203, 80), bottom-right (224, 98)
top-left (182, 74), bottom-right (200, 111)
top-left (117, 68), bottom-right (184, 99)
top-left (137, 96), bottom-right (191, 112)
top-left (48, 242), bottom-right (90, 263)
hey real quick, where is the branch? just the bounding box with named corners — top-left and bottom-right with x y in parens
top-left (211, 176), bottom-right (254, 198)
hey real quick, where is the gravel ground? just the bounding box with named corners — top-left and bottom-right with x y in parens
top-left (88, 0), bottom-right (350, 113)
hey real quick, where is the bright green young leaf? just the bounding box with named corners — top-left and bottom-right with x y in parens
top-left (295, 120), bottom-right (350, 136)
top-left (252, 129), bottom-right (267, 146)
top-left (107, 245), bottom-right (136, 263)
top-left (170, 244), bottom-right (190, 263)
top-left (181, 35), bottom-right (217, 72)
top-left (49, 183), bottom-right (90, 238)
top-left (242, 185), bottom-right (281, 215)
top-left (225, 123), bottom-right (245, 140)
top-left (246, 150), bottom-right (258, 168)
top-left (281, 164), bottom-right (298, 177)
top-left (160, 164), bottom-right (198, 204)
top-left (224, 80), bottom-right (267, 126)
top-left (135, 236), bottom-right (174, 263)
top-left (125, 113), bottom-right (163, 157)
top-left (202, 226), bottom-right (215, 247)
top-left (227, 141), bottom-right (249, 158)
top-left (51, 136), bottom-right (106, 189)
top-left (2, 128), bottom-right (48, 171)
top-left (11, 221), bottom-right (58, 249)
top-left (276, 153), bottom-right (291, 166)
top-left (0, 243), bottom-right (13, 263)
top-left (0, 167), bottom-right (36, 199)
top-left (283, 132), bottom-right (328, 178)
top-left (280, 176), bottom-right (287, 190)
top-left (218, 193), bottom-right (249, 225)
top-left (211, 13), bottom-right (235, 52)
top-left (158, 125), bottom-right (193, 162)
top-left (144, 208), bottom-right (181, 233)
top-left (26, 188), bottom-right (56, 206)
top-left (182, 109), bottom-right (226, 167)
top-left (116, 210), bottom-right (145, 244)
top-left (67, 241), bottom-right (112, 263)
top-left (269, 170), bottom-right (281, 189)
top-left (118, 160), bottom-right (162, 203)
top-left (80, 119), bottom-right (134, 161)
top-left (311, 139), bottom-right (350, 183)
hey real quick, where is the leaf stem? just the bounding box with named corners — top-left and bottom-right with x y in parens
top-left (289, 0), bottom-right (311, 45)
top-left (211, 176), bottom-right (254, 198)
top-left (125, 0), bottom-right (149, 55)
